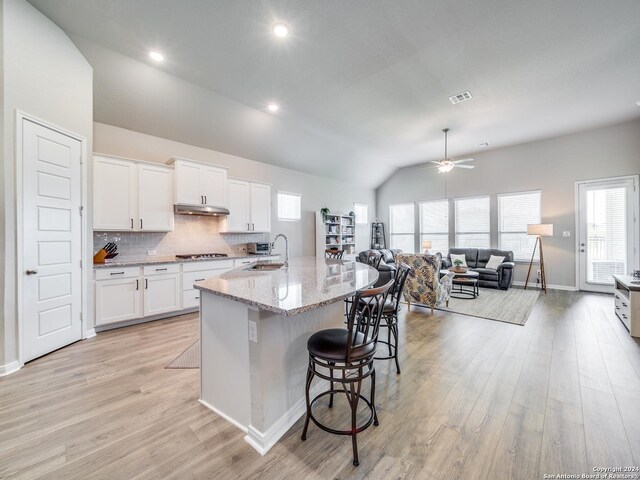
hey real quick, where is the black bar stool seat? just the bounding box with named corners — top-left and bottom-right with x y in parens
top-left (307, 328), bottom-right (375, 362)
top-left (358, 296), bottom-right (395, 314)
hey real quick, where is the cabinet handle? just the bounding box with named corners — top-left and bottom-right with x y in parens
top-left (156, 268), bottom-right (168, 271)
top-left (145, 278), bottom-right (148, 289)
top-left (247, 223), bottom-right (250, 231)
top-left (140, 219), bottom-right (143, 229)
top-left (616, 306), bottom-right (620, 310)
top-left (204, 195), bottom-right (207, 204)
top-left (201, 195), bottom-right (204, 204)
top-left (252, 223), bottom-right (255, 231)
top-left (622, 314), bottom-right (628, 319)
top-left (623, 303), bottom-right (628, 307)
top-left (195, 278), bottom-right (205, 281)
top-left (131, 218), bottom-right (134, 229)
top-left (136, 279), bottom-right (139, 290)
top-left (195, 296), bottom-right (200, 300)
top-left (110, 271), bottom-right (125, 275)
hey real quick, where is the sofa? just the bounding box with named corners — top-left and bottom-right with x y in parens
top-left (441, 248), bottom-right (515, 290)
top-left (356, 249), bottom-right (402, 287)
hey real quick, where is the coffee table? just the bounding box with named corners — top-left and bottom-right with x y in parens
top-left (448, 270), bottom-right (479, 299)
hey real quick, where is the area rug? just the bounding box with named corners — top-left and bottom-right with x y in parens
top-left (166, 340), bottom-right (200, 369)
top-left (434, 287), bottom-right (540, 326)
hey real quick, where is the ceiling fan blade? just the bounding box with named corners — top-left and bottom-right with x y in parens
top-left (428, 160), bottom-right (443, 165)
top-left (455, 164), bottom-right (475, 169)
top-left (452, 158), bottom-right (474, 164)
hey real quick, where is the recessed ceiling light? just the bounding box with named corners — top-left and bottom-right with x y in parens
top-left (148, 51), bottom-right (164, 62)
top-left (267, 103), bottom-right (279, 112)
top-left (479, 142), bottom-right (490, 148)
top-left (272, 23), bottom-right (289, 38)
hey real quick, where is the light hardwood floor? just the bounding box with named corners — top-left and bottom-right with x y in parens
top-left (1, 290), bottom-right (639, 479)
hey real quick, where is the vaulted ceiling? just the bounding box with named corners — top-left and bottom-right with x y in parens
top-left (28, 0), bottom-right (640, 187)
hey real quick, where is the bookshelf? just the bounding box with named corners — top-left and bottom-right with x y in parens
top-left (315, 212), bottom-right (357, 258)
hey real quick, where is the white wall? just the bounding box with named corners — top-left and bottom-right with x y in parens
top-left (93, 122), bottom-right (376, 260)
top-left (0, 0), bottom-right (93, 371)
top-left (376, 119), bottom-right (640, 289)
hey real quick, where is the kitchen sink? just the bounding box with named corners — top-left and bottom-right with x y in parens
top-left (247, 262), bottom-right (286, 271)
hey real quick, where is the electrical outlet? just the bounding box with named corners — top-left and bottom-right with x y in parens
top-left (147, 249), bottom-right (157, 256)
top-left (562, 231), bottom-right (571, 237)
top-left (248, 321), bottom-right (258, 343)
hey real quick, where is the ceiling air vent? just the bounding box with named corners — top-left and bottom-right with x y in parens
top-left (449, 91), bottom-right (472, 104)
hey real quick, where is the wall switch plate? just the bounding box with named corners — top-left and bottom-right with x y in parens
top-left (147, 249), bottom-right (157, 256)
top-left (248, 321), bottom-right (258, 343)
top-left (562, 231), bottom-right (571, 237)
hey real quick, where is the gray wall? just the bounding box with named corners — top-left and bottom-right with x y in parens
top-left (0, 0), bottom-right (93, 370)
top-left (93, 122), bottom-right (376, 260)
top-left (376, 119), bottom-right (640, 289)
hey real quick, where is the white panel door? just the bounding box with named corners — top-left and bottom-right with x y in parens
top-left (174, 161), bottom-right (203, 205)
top-left (225, 179), bottom-right (250, 232)
top-left (95, 277), bottom-right (142, 326)
top-left (250, 183), bottom-right (271, 232)
top-left (93, 156), bottom-right (137, 231)
top-left (143, 274), bottom-right (182, 316)
top-left (202, 166), bottom-right (227, 207)
top-left (22, 119), bottom-right (83, 362)
top-left (138, 164), bottom-right (174, 232)
top-left (577, 177), bottom-right (638, 293)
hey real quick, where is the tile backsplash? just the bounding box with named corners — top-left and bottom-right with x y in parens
top-left (94, 215), bottom-right (268, 260)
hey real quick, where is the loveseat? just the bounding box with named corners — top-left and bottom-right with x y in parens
top-left (356, 249), bottom-right (402, 287)
top-left (441, 248), bottom-right (515, 290)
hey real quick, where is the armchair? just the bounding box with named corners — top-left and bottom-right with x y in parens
top-left (396, 253), bottom-right (455, 315)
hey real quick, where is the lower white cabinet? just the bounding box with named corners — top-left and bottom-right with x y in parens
top-left (95, 268), bottom-right (142, 326)
top-left (144, 273), bottom-right (182, 316)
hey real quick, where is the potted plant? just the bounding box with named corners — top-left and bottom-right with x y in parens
top-left (320, 207), bottom-right (330, 222)
top-left (452, 259), bottom-right (467, 273)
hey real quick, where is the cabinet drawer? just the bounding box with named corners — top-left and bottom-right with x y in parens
top-left (143, 263), bottom-right (180, 276)
top-left (615, 293), bottom-right (631, 330)
top-left (183, 289), bottom-right (201, 309)
top-left (182, 260), bottom-right (235, 272)
top-left (234, 258), bottom-right (259, 267)
top-left (95, 266), bottom-right (140, 281)
top-left (183, 269), bottom-right (231, 290)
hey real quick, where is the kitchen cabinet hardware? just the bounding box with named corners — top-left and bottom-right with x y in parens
top-left (156, 268), bottom-right (168, 271)
top-left (195, 278), bottom-right (205, 281)
top-left (110, 271), bottom-right (125, 275)
top-left (195, 296), bottom-right (200, 300)
top-left (136, 279), bottom-right (139, 290)
top-left (145, 278), bottom-right (148, 289)
top-left (131, 218), bottom-right (134, 229)
top-left (25, 269), bottom-right (38, 275)
top-left (140, 219), bottom-right (143, 229)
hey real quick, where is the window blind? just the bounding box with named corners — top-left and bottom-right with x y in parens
top-left (389, 203), bottom-right (415, 252)
top-left (455, 196), bottom-right (490, 248)
top-left (498, 191), bottom-right (541, 261)
top-left (277, 192), bottom-right (301, 221)
top-left (354, 203), bottom-right (368, 225)
top-left (419, 200), bottom-right (449, 254)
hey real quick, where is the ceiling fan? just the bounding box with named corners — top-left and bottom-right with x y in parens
top-left (428, 128), bottom-right (475, 173)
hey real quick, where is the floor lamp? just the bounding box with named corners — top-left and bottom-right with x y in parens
top-left (524, 224), bottom-right (553, 294)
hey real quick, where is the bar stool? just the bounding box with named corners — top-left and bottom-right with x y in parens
top-left (361, 263), bottom-right (410, 374)
top-left (364, 251), bottom-right (383, 269)
top-left (301, 279), bottom-right (394, 466)
top-left (325, 249), bottom-right (344, 259)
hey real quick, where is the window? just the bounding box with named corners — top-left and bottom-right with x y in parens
top-left (498, 191), bottom-right (541, 261)
top-left (389, 203), bottom-right (415, 252)
top-left (277, 192), bottom-right (301, 221)
top-left (455, 196), bottom-right (490, 248)
top-left (354, 203), bottom-right (368, 225)
top-left (419, 200), bottom-right (449, 254)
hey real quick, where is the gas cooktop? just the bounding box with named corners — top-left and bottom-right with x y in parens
top-left (175, 253), bottom-right (229, 260)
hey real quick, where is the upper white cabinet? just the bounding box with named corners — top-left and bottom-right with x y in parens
top-left (222, 178), bottom-right (271, 233)
top-left (169, 157), bottom-right (227, 207)
top-left (93, 155), bottom-right (174, 232)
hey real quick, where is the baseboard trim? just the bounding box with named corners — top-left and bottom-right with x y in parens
top-left (84, 328), bottom-right (96, 339)
top-left (95, 308), bottom-right (198, 332)
top-left (512, 281), bottom-right (578, 292)
top-left (0, 361), bottom-right (21, 377)
top-left (198, 399), bottom-right (248, 434)
top-left (244, 382), bottom-right (324, 456)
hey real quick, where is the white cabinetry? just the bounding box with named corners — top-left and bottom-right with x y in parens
top-left (223, 178), bottom-right (271, 233)
top-left (169, 157), bottom-right (227, 207)
top-left (93, 155), bottom-right (174, 232)
top-left (95, 267), bottom-right (142, 326)
top-left (613, 275), bottom-right (640, 337)
top-left (143, 264), bottom-right (182, 316)
top-left (182, 260), bottom-right (235, 309)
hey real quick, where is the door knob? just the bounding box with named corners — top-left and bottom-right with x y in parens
top-left (26, 269), bottom-right (38, 275)
top-left (580, 243), bottom-right (585, 247)
top-left (580, 249), bottom-right (585, 252)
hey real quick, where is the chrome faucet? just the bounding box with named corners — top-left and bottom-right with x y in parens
top-left (272, 234), bottom-right (290, 267)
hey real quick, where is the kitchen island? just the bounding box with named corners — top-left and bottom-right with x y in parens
top-left (194, 256), bottom-right (378, 454)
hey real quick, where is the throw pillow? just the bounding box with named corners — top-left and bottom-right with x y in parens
top-left (450, 253), bottom-right (468, 268)
top-left (485, 255), bottom-right (505, 270)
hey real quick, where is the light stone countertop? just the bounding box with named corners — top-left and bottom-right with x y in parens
top-left (194, 256), bottom-right (379, 316)
top-left (93, 254), bottom-right (277, 269)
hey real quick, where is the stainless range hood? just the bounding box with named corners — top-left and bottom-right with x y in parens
top-left (174, 204), bottom-right (230, 216)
